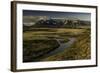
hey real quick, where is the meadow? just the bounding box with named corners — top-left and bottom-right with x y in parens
top-left (42, 28), bottom-right (91, 61)
top-left (23, 27), bottom-right (91, 62)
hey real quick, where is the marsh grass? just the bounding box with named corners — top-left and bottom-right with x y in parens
top-left (23, 28), bottom-right (91, 62)
top-left (42, 29), bottom-right (91, 61)
top-left (23, 39), bottom-right (60, 62)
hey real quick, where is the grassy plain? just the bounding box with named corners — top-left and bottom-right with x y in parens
top-left (23, 28), bottom-right (91, 62)
top-left (42, 29), bottom-right (91, 61)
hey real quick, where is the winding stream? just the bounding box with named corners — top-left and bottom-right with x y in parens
top-left (42, 37), bottom-right (76, 59)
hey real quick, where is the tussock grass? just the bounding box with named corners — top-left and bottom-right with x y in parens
top-left (42, 29), bottom-right (91, 61)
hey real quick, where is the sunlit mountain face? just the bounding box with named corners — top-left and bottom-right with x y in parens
top-left (23, 10), bottom-right (91, 27)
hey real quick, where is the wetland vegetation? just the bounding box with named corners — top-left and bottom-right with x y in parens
top-left (23, 11), bottom-right (91, 62)
top-left (23, 27), bottom-right (91, 62)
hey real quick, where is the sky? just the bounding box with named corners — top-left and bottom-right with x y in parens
top-left (23, 10), bottom-right (91, 21)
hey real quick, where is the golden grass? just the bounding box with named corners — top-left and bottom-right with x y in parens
top-left (23, 28), bottom-right (86, 40)
top-left (42, 29), bottom-right (91, 61)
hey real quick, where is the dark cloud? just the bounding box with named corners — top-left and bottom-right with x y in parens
top-left (23, 10), bottom-right (91, 21)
